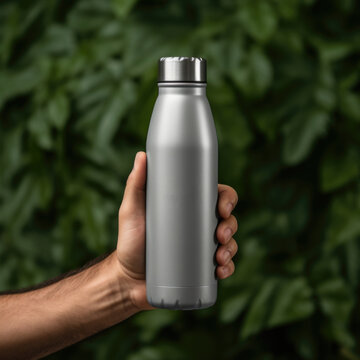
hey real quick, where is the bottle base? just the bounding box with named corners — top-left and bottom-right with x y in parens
top-left (146, 284), bottom-right (217, 310)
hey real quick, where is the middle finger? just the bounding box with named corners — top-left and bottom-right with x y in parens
top-left (217, 215), bottom-right (238, 245)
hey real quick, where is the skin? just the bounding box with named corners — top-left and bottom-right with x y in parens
top-left (0, 151), bottom-right (238, 360)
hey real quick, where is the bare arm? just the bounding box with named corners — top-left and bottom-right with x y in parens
top-left (0, 252), bottom-right (141, 360)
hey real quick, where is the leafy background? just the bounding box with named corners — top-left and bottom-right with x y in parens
top-left (1, 0), bottom-right (360, 359)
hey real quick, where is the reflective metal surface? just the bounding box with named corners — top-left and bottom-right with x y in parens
top-left (146, 81), bottom-right (218, 310)
top-left (158, 57), bottom-right (206, 83)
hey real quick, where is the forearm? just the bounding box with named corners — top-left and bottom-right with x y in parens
top-left (0, 251), bottom-right (140, 360)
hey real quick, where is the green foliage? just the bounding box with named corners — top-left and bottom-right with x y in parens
top-left (1, 0), bottom-right (360, 359)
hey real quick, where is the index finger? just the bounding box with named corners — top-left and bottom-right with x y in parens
top-left (218, 184), bottom-right (238, 219)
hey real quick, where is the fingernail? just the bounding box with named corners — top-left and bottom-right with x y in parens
top-left (226, 203), bottom-right (233, 216)
top-left (224, 228), bottom-right (232, 242)
top-left (223, 250), bottom-right (231, 263)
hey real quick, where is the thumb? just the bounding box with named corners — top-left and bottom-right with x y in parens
top-left (120, 151), bottom-right (147, 217)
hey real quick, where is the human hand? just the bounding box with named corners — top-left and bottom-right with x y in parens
top-left (116, 152), bottom-right (238, 310)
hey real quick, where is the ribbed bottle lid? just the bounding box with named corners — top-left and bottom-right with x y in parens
top-left (158, 57), bottom-right (206, 83)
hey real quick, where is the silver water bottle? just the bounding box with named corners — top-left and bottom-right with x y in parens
top-left (146, 57), bottom-right (218, 310)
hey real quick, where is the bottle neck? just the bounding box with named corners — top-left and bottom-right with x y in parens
top-left (157, 82), bottom-right (207, 96)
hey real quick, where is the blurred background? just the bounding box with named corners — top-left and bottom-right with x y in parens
top-left (1, 0), bottom-right (360, 359)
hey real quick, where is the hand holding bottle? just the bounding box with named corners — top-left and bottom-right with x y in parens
top-left (117, 152), bottom-right (238, 311)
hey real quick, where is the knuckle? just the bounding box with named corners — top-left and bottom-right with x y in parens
top-left (119, 204), bottom-right (130, 219)
top-left (217, 243), bottom-right (225, 252)
top-left (230, 215), bottom-right (238, 232)
top-left (233, 240), bottom-right (239, 255)
top-left (219, 185), bottom-right (238, 207)
top-left (228, 238), bottom-right (238, 255)
top-left (126, 171), bottom-right (134, 185)
top-left (229, 260), bottom-right (235, 270)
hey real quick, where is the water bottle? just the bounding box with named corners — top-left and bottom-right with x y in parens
top-left (146, 57), bottom-right (218, 310)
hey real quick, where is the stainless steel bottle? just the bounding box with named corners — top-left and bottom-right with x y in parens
top-left (146, 57), bottom-right (218, 310)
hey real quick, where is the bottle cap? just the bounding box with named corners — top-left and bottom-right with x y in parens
top-left (158, 57), bottom-right (206, 83)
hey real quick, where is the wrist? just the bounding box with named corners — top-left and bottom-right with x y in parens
top-left (98, 252), bottom-right (142, 320)
top-left (66, 251), bottom-right (142, 334)
top-left (109, 251), bottom-right (152, 312)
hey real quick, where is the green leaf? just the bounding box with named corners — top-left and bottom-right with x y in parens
top-left (28, 110), bottom-right (53, 150)
top-left (0, 258), bottom-right (17, 289)
top-left (95, 80), bottom-right (136, 147)
top-left (274, 0), bottom-right (301, 19)
top-left (220, 291), bottom-right (252, 323)
top-left (0, 175), bottom-right (39, 231)
top-left (316, 277), bottom-right (354, 346)
top-left (339, 90), bottom-right (360, 122)
top-left (67, 1), bottom-right (113, 34)
top-left (254, 112), bottom-right (280, 141)
top-left (268, 277), bottom-right (314, 327)
top-left (325, 192), bottom-right (360, 251)
top-left (314, 65), bottom-right (335, 111)
top-left (112, 0), bottom-right (138, 18)
top-left (133, 310), bottom-right (179, 342)
top-left (239, 0), bottom-right (277, 42)
top-left (234, 46), bottom-right (273, 97)
top-left (216, 112), bottom-right (253, 149)
top-left (0, 67), bottom-right (41, 108)
top-left (42, 25), bottom-right (76, 55)
top-left (274, 30), bottom-right (304, 53)
top-left (313, 39), bottom-right (352, 63)
top-left (283, 109), bottom-right (330, 165)
top-left (47, 91), bottom-right (70, 130)
top-left (0, 125), bottom-right (24, 183)
top-left (314, 85), bottom-right (336, 111)
top-left (76, 84), bottom-right (113, 112)
top-left (0, 5), bottom-right (19, 65)
top-left (127, 345), bottom-right (183, 360)
top-left (127, 347), bottom-right (162, 360)
top-left (241, 278), bottom-right (279, 338)
top-left (224, 238), bottom-right (266, 287)
top-left (345, 239), bottom-right (359, 288)
top-left (320, 147), bottom-right (359, 192)
top-left (36, 174), bottom-right (53, 209)
top-left (76, 189), bottom-right (109, 253)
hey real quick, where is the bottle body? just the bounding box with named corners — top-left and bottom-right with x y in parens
top-left (146, 83), bottom-right (218, 310)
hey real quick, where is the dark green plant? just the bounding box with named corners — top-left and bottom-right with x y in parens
top-left (1, 0), bottom-right (360, 359)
